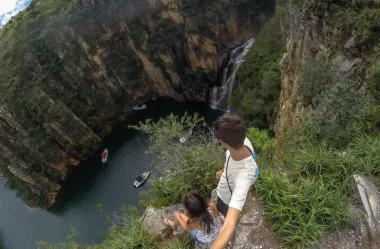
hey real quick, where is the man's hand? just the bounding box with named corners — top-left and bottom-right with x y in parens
top-left (211, 207), bottom-right (240, 249)
top-left (216, 169), bottom-right (224, 180)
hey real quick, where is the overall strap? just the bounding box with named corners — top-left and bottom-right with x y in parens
top-left (226, 156), bottom-right (232, 195)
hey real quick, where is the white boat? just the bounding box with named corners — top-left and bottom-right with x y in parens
top-left (133, 104), bottom-right (147, 110)
top-left (179, 129), bottom-right (193, 144)
top-left (179, 137), bottom-right (186, 143)
top-left (101, 149), bottom-right (108, 163)
top-left (134, 172), bottom-right (150, 188)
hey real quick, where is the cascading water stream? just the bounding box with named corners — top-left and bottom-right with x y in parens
top-left (210, 38), bottom-right (255, 112)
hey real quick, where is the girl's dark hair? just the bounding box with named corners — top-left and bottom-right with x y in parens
top-left (183, 193), bottom-right (214, 234)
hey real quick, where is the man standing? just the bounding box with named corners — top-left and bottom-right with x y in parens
top-left (211, 113), bottom-right (259, 249)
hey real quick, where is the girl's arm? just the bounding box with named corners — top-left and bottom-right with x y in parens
top-left (174, 211), bottom-right (192, 232)
top-left (208, 201), bottom-right (219, 217)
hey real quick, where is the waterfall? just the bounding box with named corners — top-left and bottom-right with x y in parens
top-left (210, 38), bottom-right (255, 112)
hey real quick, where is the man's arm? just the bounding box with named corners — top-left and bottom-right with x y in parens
top-left (212, 174), bottom-right (255, 249)
top-left (211, 207), bottom-right (240, 249)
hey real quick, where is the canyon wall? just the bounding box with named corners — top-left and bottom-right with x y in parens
top-left (0, 0), bottom-right (272, 207)
top-left (276, 1), bottom-right (380, 138)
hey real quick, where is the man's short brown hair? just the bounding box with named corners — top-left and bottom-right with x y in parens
top-left (213, 113), bottom-right (246, 149)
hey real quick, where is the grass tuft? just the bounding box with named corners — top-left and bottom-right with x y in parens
top-left (255, 171), bottom-right (350, 248)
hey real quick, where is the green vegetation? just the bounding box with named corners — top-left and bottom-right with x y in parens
top-left (147, 19), bottom-right (185, 57)
top-left (246, 127), bottom-right (275, 158)
top-left (250, 108), bottom-right (380, 248)
top-left (130, 113), bottom-right (224, 206)
top-left (231, 7), bottom-right (288, 131)
top-left (299, 57), bottom-right (334, 107)
top-left (3, 0), bottom-right (380, 247)
top-left (296, 57), bottom-right (380, 149)
top-left (39, 107), bottom-right (380, 249)
top-left (37, 207), bottom-right (193, 249)
top-left (248, 35), bottom-right (380, 248)
top-left (298, 0), bottom-right (380, 44)
top-left (237, 1), bottom-right (380, 241)
top-left (233, 0), bottom-right (380, 132)
top-left (367, 56), bottom-right (380, 103)
top-left (255, 132), bottom-right (380, 248)
top-left (256, 171), bottom-right (350, 248)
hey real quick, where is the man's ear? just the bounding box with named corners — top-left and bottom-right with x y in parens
top-left (220, 140), bottom-right (227, 148)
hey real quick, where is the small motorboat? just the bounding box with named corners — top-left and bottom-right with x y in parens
top-left (179, 137), bottom-right (186, 143)
top-left (101, 149), bottom-right (108, 163)
top-left (134, 172), bottom-right (150, 188)
top-left (133, 104), bottom-right (147, 111)
top-left (179, 129), bottom-right (193, 144)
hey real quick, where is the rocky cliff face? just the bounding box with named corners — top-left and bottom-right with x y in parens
top-left (275, 2), bottom-right (380, 138)
top-left (0, 0), bottom-right (266, 207)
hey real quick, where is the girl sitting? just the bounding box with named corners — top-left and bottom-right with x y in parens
top-left (164, 193), bottom-right (222, 244)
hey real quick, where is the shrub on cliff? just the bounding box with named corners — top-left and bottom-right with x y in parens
top-left (130, 113), bottom-right (224, 206)
top-left (298, 58), bottom-right (380, 149)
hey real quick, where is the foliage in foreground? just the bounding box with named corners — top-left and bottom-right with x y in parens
top-left (37, 207), bottom-right (156, 249)
top-left (269, 134), bottom-right (380, 248)
top-left (130, 113), bottom-right (224, 206)
top-left (247, 127), bottom-right (275, 156)
top-left (37, 207), bottom-right (193, 249)
top-left (250, 130), bottom-right (348, 248)
top-left (253, 130), bottom-right (380, 248)
top-left (249, 99), bottom-right (380, 248)
top-left (256, 171), bottom-right (350, 248)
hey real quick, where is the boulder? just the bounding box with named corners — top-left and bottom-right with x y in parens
top-left (344, 37), bottom-right (356, 49)
top-left (354, 175), bottom-right (380, 235)
top-left (142, 204), bottom-right (187, 240)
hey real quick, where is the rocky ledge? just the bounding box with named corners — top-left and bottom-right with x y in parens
top-left (142, 175), bottom-right (380, 248)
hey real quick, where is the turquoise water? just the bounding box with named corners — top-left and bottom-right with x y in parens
top-left (0, 99), bottom-right (223, 249)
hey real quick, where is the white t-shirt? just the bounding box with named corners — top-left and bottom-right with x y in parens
top-left (216, 138), bottom-right (259, 211)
